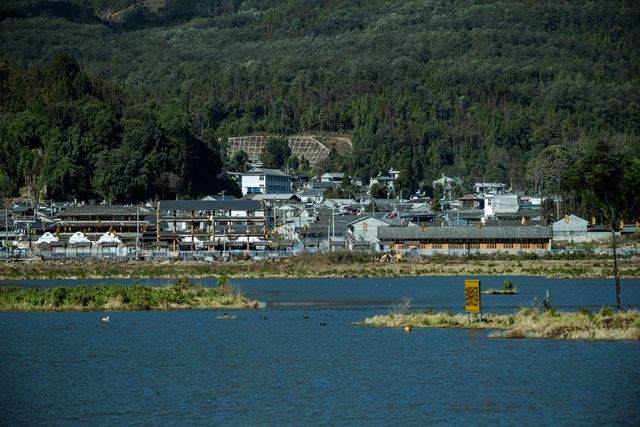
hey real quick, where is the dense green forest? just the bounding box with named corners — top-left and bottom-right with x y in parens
top-left (0, 0), bottom-right (639, 220)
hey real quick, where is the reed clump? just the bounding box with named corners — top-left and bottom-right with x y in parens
top-left (0, 277), bottom-right (256, 311)
top-left (359, 307), bottom-right (640, 341)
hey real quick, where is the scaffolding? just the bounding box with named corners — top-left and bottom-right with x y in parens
top-left (155, 200), bottom-right (267, 251)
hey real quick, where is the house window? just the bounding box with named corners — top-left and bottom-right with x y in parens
top-left (487, 243), bottom-right (497, 249)
top-left (503, 243), bottom-right (514, 249)
top-left (521, 243), bottom-right (530, 249)
top-left (450, 243), bottom-right (464, 249)
top-left (537, 243), bottom-right (546, 249)
top-left (433, 243), bottom-right (442, 249)
top-left (259, 175), bottom-right (265, 181)
top-left (469, 243), bottom-right (480, 249)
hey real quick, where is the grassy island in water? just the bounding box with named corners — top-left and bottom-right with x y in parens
top-left (0, 277), bottom-right (257, 311)
top-left (358, 307), bottom-right (640, 341)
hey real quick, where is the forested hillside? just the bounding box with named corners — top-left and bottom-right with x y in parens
top-left (1, 0), bottom-right (639, 219)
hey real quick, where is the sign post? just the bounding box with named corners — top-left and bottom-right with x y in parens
top-left (465, 279), bottom-right (481, 324)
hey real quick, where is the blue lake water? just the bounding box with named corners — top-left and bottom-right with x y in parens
top-left (1, 276), bottom-right (639, 425)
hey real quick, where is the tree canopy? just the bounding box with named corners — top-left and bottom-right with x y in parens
top-left (0, 0), bottom-right (638, 220)
top-left (260, 137), bottom-right (291, 169)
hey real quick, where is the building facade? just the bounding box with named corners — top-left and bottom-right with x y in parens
top-left (377, 225), bottom-right (552, 255)
top-left (241, 167), bottom-right (292, 195)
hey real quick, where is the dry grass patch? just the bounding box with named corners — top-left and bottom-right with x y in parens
top-left (359, 308), bottom-right (640, 341)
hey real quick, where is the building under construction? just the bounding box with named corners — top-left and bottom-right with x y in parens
top-left (156, 199), bottom-right (267, 251)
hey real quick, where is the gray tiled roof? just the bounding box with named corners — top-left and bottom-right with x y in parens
top-left (242, 167), bottom-right (291, 177)
top-left (378, 225), bottom-right (552, 240)
top-left (246, 193), bottom-right (301, 202)
top-left (159, 200), bottom-right (262, 211)
top-left (57, 206), bottom-right (148, 217)
top-left (446, 209), bottom-right (484, 219)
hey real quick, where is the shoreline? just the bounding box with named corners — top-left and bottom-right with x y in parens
top-left (0, 255), bottom-right (639, 280)
top-left (356, 309), bottom-right (640, 341)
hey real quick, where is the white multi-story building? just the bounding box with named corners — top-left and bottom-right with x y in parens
top-left (241, 167), bottom-right (292, 195)
top-left (484, 194), bottom-right (519, 218)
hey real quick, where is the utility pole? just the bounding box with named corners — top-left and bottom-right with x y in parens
top-left (156, 201), bottom-right (160, 244)
top-left (612, 227), bottom-right (622, 310)
top-left (332, 205), bottom-right (335, 244)
top-left (327, 224), bottom-right (330, 252)
top-left (136, 205), bottom-right (140, 259)
top-left (4, 200), bottom-right (8, 261)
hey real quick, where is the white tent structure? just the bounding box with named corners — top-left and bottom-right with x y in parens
top-left (97, 231), bottom-right (121, 245)
top-left (36, 232), bottom-right (58, 245)
top-left (232, 236), bottom-right (270, 249)
top-left (68, 231), bottom-right (91, 245)
top-left (233, 236), bottom-right (263, 243)
top-left (181, 236), bottom-right (203, 249)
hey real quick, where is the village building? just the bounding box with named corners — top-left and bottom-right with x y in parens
top-left (459, 194), bottom-right (484, 210)
top-left (346, 216), bottom-right (392, 246)
top-left (484, 194), bottom-right (519, 218)
top-left (202, 194), bottom-right (238, 201)
top-left (432, 174), bottom-right (463, 200)
top-left (308, 180), bottom-right (338, 191)
top-left (56, 205), bottom-right (151, 238)
top-left (551, 215), bottom-right (616, 243)
top-left (445, 209), bottom-right (485, 227)
top-left (370, 173), bottom-right (395, 192)
top-left (297, 188), bottom-right (325, 205)
top-left (156, 199), bottom-right (266, 251)
top-left (474, 182), bottom-right (507, 195)
top-left (377, 225), bottom-right (552, 255)
top-left (320, 172), bottom-right (345, 183)
top-left (240, 167), bottom-right (292, 195)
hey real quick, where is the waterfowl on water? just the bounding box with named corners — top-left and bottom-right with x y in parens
top-left (216, 314), bottom-right (237, 320)
top-left (101, 316), bottom-right (110, 322)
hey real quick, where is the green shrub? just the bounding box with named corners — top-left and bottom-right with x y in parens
top-left (48, 287), bottom-right (68, 307)
top-left (600, 306), bottom-right (613, 316)
top-left (577, 307), bottom-right (593, 317)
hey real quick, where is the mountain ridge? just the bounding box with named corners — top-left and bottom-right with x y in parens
top-left (0, 1), bottom-right (638, 220)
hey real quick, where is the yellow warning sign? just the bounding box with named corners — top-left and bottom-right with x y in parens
top-left (465, 279), bottom-right (481, 313)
